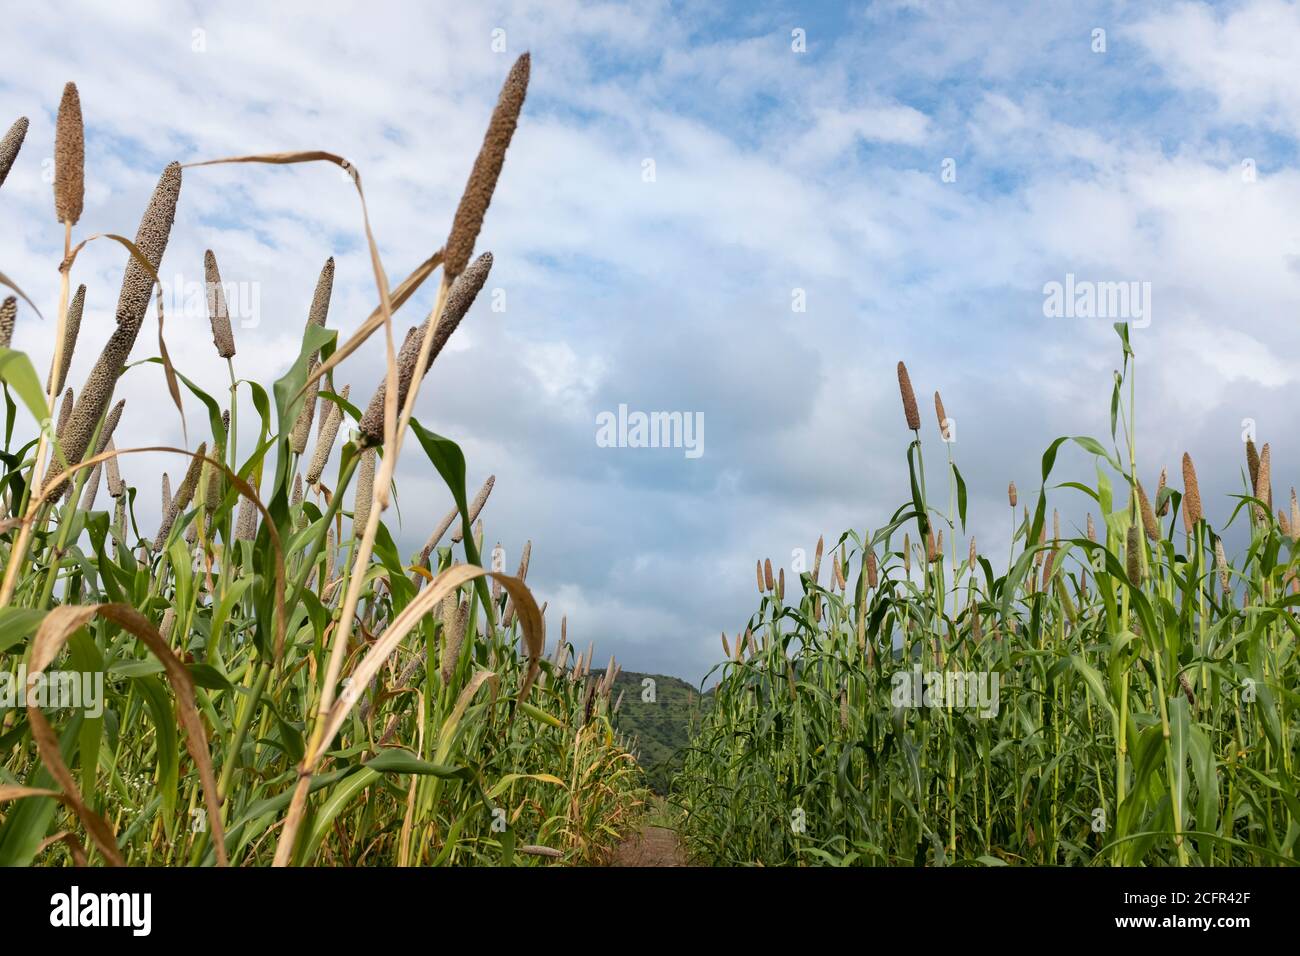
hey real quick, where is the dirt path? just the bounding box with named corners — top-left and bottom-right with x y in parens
top-left (608, 825), bottom-right (687, 866)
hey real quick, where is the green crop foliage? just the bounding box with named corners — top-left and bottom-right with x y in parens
top-left (675, 330), bottom-right (1298, 867)
top-left (0, 67), bottom-right (643, 867)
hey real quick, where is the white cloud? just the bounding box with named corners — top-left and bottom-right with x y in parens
top-left (1132, 0), bottom-right (1300, 130)
top-left (4, 0), bottom-right (1300, 682)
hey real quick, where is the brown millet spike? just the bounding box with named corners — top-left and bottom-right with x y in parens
top-left (79, 461), bottom-right (102, 512)
top-left (0, 117), bottom-right (29, 188)
top-left (1246, 438), bottom-right (1260, 490)
top-left (55, 397), bottom-right (122, 503)
top-left (1125, 525), bottom-right (1142, 588)
top-left (358, 253), bottom-right (493, 446)
top-left (54, 82), bottom-right (84, 225)
top-left (305, 384), bottom-right (348, 485)
top-left (63, 163), bottom-right (182, 468)
top-left (445, 54), bottom-right (530, 278)
top-left (289, 359), bottom-right (320, 455)
top-left (934, 391), bottom-right (948, 440)
top-left (440, 598), bottom-right (469, 683)
top-left (58, 324), bottom-right (131, 470)
top-left (0, 296), bottom-right (15, 349)
top-left (354, 447), bottom-right (376, 534)
top-left (234, 477), bottom-right (258, 541)
top-left (307, 257), bottom-right (335, 329)
top-left (49, 284), bottom-right (86, 395)
top-left (1008, 482), bottom-right (1017, 508)
top-left (451, 464), bottom-right (496, 543)
top-left (516, 539), bottom-right (532, 581)
top-left (1137, 481), bottom-right (1160, 542)
top-left (104, 441), bottom-right (124, 497)
top-left (94, 399), bottom-right (124, 456)
top-left (1178, 672), bottom-right (1196, 708)
top-left (288, 258), bottom-right (336, 454)
top-left (153, 442), bottom-right (205, 550)
top-left (501, 540), bottom-right (534, 628)
top-left (896, 361), bottom-right (920, 431)
top-left (204, 250), bottom-right (236, 358)
top-left (1181, 453), bottom-right (1203, 530)
top-left (1254, 442), bottom-right (1272, 522)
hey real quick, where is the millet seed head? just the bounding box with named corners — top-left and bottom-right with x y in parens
top-left (54, 82), bottom-right (85, 226)
top-left (307, 257), bottom-right (335, 329)
top-left (0, 116), bottom-right (29, 189)
top-left (105, 441), bottom-right (124, 497)
top-left (896, 361), bottom-right (920, 431)
top-left (113, 161), bottom-right (182, 333)
top-left (358, 253), bottom-right (494, 448)
top-left (1137, 481), bottom-right (1160, 542)
top-left (440, 598), bottom-right (470, 683)
top-left (1254, 442), bottom-right (1272, 519)
top-left (305, 383), bottom-right (348, 485)
top-left (289, 359), bottom-right (321, 455)
top-left (153, 442), bottom-right (205, 550)
top-left (64, 163), bottom-right (182, 468)
top-left (0, 296), bottom-right (15, 349)
top-left (1181, 452), bottom-right (1203, 530)
top-left (288, 259), bottom-right (335, 452)
top-left (354, 447), bottom-right (376, 534)
top-left (49, 284), bottom-right (86, 396)
top-left (1125, 524), bottom-right (1143, 588)
top-left (451, 471), bottom-right (496, 543)
top-left (445, 54), bottom-right (529, 278)
top-left (204, 250), bottom-right (236, 358)
top-left (234, 477), bottom-right (258, 541)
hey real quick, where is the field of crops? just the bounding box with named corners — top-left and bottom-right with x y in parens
top-left (4, 49), bottom-right (1296, 874)
top-left (674, 342), bottom-right (1299, 866)
top-left (0, 62), bottom-right (644, 866)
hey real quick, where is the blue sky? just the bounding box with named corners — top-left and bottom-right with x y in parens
top-left (4, 0), bottom-right (1300, 683)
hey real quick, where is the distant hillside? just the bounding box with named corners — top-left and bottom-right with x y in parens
top-left (594, 670), bottom-right (709, 794)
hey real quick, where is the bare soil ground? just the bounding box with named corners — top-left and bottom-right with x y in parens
top-left (607, 825), bottom-right (687, 867)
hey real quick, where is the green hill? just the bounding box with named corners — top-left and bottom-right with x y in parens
top-left (594, 671), bottom-right (709, 794)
